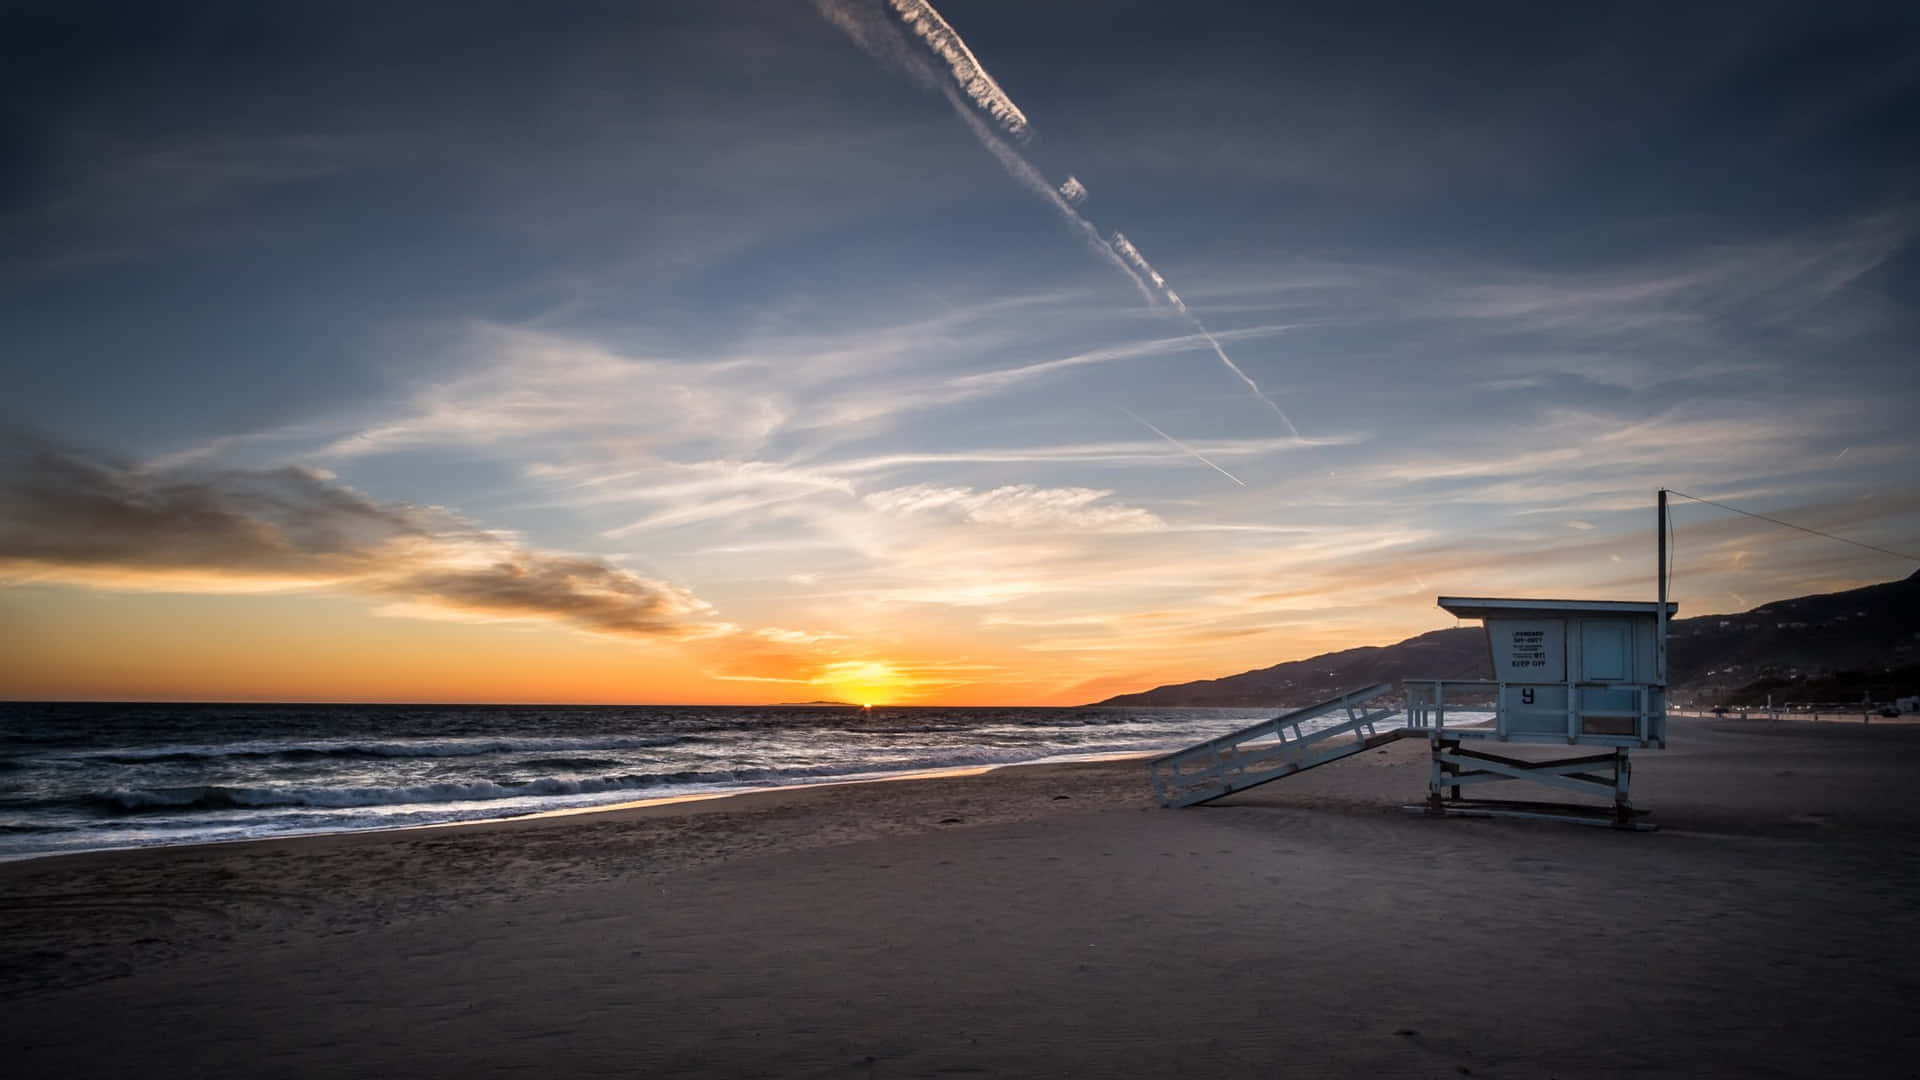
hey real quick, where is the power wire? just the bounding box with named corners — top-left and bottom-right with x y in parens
top-left (1665, 488), bottom-right (1920, 564)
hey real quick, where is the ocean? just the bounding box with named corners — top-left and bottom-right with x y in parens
top-left (0, 701), bottom-right (1352, 860)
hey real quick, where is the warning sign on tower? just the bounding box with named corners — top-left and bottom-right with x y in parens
top-left (1488, 619), bottom-right (1565, 682)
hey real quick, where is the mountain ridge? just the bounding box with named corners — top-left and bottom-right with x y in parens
top-left (1092, 570), bottom-right (1920, 707)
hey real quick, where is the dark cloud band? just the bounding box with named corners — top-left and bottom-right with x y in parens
top-left (0, 429), bottom-right (710, 639)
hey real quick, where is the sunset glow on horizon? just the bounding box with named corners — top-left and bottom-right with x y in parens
top-left (4, 1), bottom-right (1916, 706)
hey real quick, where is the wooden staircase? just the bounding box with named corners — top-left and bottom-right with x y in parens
top-left (1147, 683), bottom-right (1409, 807)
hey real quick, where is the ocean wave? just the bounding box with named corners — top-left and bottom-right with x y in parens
top-left (62, 734), bottom-right (700, 766)
top-left (85, 742), bottom-right (1120, 816)
top-left (93, 771), bottom-right (733, 813)
top-left (511, 756), bottom-right (628, 771)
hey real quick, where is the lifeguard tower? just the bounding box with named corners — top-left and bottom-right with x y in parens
top-left (1148, 493), bottom-right (1675, 828)
top-left (1400, 595), bottom-right (1673, 827)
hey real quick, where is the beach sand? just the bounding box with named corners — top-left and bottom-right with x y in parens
top-left (6, 715), bottom-right (1918, 1077)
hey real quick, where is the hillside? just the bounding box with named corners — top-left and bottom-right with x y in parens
top-left (1094, 570), bottom-right (1920, 707)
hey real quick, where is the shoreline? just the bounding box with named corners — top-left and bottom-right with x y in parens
top-left (1670, 707), bottom-right (1918, 724)
top-left (0, 749), bottom-right (1164, 868)
top-left (12, 704), bottom-right (1914, 871)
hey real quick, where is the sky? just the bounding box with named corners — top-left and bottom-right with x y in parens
top-left (2, 0), bottom-right (1917, 706)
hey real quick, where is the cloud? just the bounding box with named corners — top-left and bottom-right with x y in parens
top-left (7, 132), bottom-right (394, 279)
top-left (1058, 175), bottom-right (1087, 205)
top-left (587, 460), bottom-right (858, 536)
top-left (0, 430), bottom-right (421, 586)
top-left (319, 324), bottom-right (785, 461)
top-left (382, 554), bottom-right (709, 637)
top-left (823, 432), bottom-right (1337, 475)
top-left (754, 626), bottom-right (849, 645)
top-left (1423, 209), bottom-right (1914, 341)
top-left (0, 429), bottom-right (715, 639)
top-left (863, 483), bottom-right (1166, 532)
top-left (1332, 391), bottom-right (1904, 519)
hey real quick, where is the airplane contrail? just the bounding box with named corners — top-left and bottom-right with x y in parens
top-left (814, 1), bottom-right (1152, 297)
top-left (1122, 408), bottom-right (1246, 487)
top-left (888, 0), bottom-right (1030, 139)
top-left (937, 87), bottom-right (1158, 303)
top-left (817, 0), bottom-right (1300, 438)
top-left (1112, 232), bottom-right (1301, 438)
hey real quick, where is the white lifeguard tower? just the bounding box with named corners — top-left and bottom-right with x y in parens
top-left (1148, 492), bottom-right (1675, 828)
top-left (1401, 595), bottom-right (1673, 827)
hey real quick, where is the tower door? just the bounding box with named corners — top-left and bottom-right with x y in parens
top-left (1579, 619), bottom-right (1637, 735)
top-left (1580, 620), bottom-right (1630, 682)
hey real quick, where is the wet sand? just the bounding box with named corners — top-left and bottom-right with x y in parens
top-left (6, 715), bottom-right (1919, 1077)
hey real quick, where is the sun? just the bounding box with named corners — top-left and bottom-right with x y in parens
top-left (815, 660), bottom-right (905, 707)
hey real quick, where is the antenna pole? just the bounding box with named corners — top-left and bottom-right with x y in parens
top-left (1657, 487), bottom-right (1669, 689)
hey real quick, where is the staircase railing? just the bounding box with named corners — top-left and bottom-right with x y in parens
top-left (1148, 683), bottom-right (1402, 807)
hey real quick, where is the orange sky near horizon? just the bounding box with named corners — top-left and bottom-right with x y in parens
top-left (6, 485), bottom-right (1912, 708)
top-left (8, 465), bottom-right (1916, 709)
top-left (0, 580), bottom-right (1463, 707)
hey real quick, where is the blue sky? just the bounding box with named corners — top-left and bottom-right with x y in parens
top-left (2, 0), bottom-right (1916, 703)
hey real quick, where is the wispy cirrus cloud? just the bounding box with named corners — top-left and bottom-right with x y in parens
top-left (1428, 209), bottom-right (1913, 338)
top-left (596, 461), bottom-right (858, 537)
top-left (819, 433), bottom-right (1338, 476)
top-left (863, 483), bottom-right (1167, 533)
top-left (6, 132), bottom-right (397, 279)
top-left (319, 324), bottom-right (785, 462)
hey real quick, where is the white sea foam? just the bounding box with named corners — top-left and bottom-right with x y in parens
top-left (92, 742), bottom-right (1152, 813)
top-left (55, 734), bottom-right (694, 765)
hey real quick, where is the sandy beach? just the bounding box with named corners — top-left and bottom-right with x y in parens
top-left (6, 714), bottom-right (1919, 1078)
